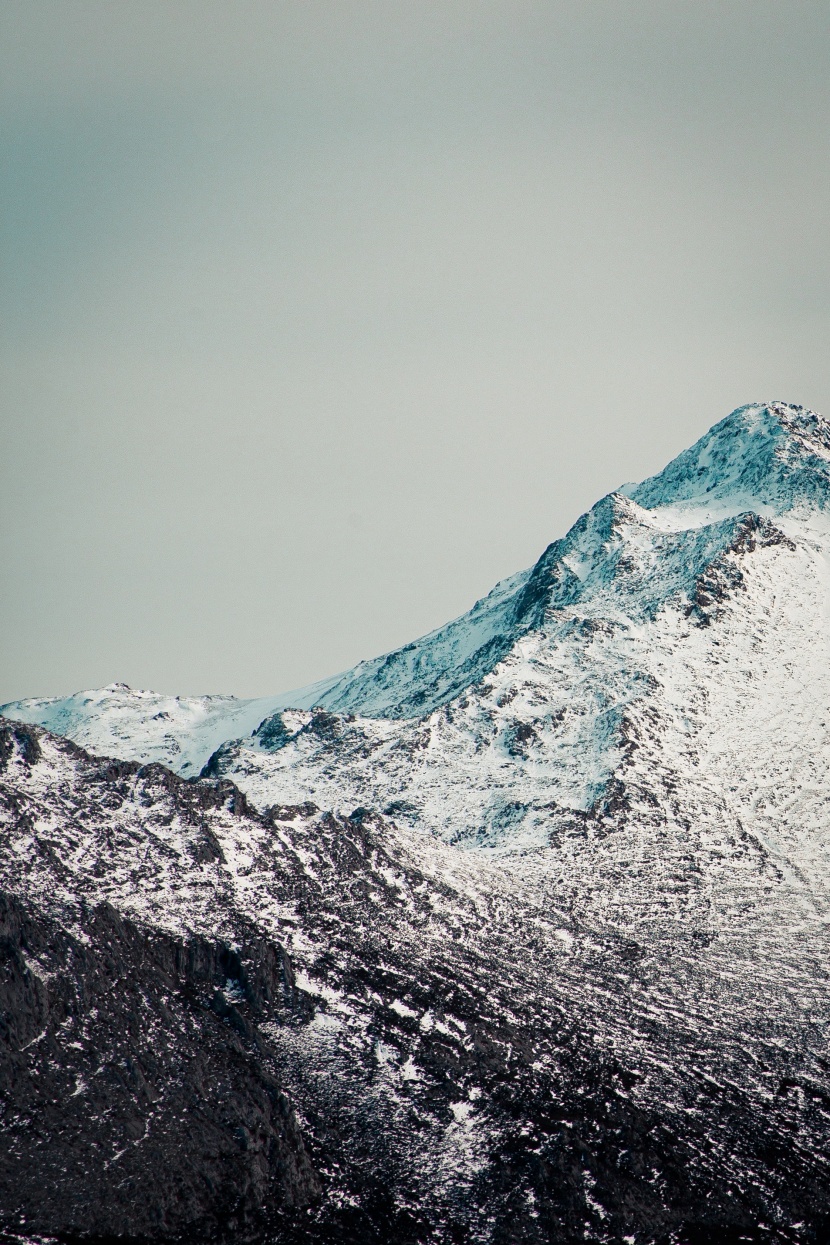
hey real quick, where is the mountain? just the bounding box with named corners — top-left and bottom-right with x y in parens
top-left (196, 400), bottom-right (830, 852)
top-left (3, 401), bottom-right (830, 1243)
top-left (0, 563), bottom-right (533, 777)
top-left (12, 401), bottom-right (830, 851)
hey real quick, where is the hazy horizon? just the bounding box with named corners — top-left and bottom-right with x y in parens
top-left (3, 2), bottom-right (830, 702)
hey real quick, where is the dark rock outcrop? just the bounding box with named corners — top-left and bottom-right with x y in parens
top-left (0, 890), bottom-right (319, 1243)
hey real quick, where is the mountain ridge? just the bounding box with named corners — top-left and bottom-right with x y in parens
top-left (6, 401), bottom-right (829, 789)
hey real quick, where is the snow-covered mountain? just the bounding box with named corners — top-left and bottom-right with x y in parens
top-left (0, 565), bottom-right (533, 776)
top-left (0, 683), bottom-right (296, 778)
top-left (200, 401), bottom-right (830, 855)
top-left (11, 401), bottom-right (830, 853)
top-left (5, 401), bottom-right (830, 1243)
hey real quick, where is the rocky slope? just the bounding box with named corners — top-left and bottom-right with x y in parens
top-left (2, 718), bottom-right (830, 1244)
top-left (4, 402), bottom-right (830, 1242)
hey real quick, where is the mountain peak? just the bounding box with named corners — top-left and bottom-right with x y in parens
top-left (627, 401), bottom-right (830, 516)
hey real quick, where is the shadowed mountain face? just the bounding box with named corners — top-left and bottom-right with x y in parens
top-left (4, 403), bottom-right (830, 1242)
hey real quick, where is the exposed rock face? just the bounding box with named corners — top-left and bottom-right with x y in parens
top-left (2, 719), bottom-right (830, 1243)
top-left (5, 403), bottom-right (830, 1242)
top-left (0, 889), bottom-right (319, 1242)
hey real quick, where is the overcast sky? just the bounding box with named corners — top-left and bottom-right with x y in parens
top-left (2, 1), bottom-right (830, 702)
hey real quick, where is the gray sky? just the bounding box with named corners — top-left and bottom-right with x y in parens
top-left (2, 1), bottom-right (830, 702)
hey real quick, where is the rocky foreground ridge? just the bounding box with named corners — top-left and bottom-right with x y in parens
top-left (4, 403), bottom-right (830, 1243)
